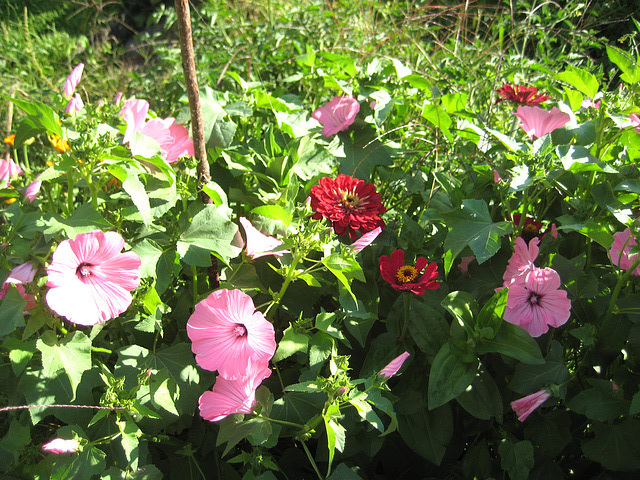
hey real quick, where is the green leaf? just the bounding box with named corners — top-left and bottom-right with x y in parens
top-left (36, 330), bottom-right (92, 400)
top-left (456, 367), bottom-right (503, 420)
top-left (122, 171), bottom-right (151, 226)
top-left (397, 403), bottom-right (453, 465)
top-left (5, 337), bottom-right (36, 376)
top-left (1, 96), bottom-right (62, 141)
top-left (444, 199), bottom-right (512, 273)
top-left (338, 126), bottom-right (392, 180)
top-left (200, 86), bottom-right (237, 148)
top-left (273, 324), bottom-right (309, 362)
top-left (348, 393), bottom-right (384, 432)
top-left (324, 404), bottom-right (346, 475)
top-left (606, 45), bottom-right (640, 84)
top-left (408, 301), bottom-right (449, 363)
top-left (475, 321), bottom-right (544, 364)
top-left (567, 380), bottom-right (627, 422)
top-left (475, 288), bottom-right (508, 338)
top-left (441, 291), bottom-right (478, 336)
top-left (428, 342), bottom-right (479, 409)
top-left (421, 104), bottom-right (453, 142)
top-left (553, 66), bottom-right (599, 99)
top-left (582, 420), bottom-right (640, 471)
top-left (132, 239), bottom-right (163, 278)
top-left (177, 204), bottom-right (241, 266)
top-left (0, 285), bottom-right (26, 336)
top-left (250, 205), bottom-right (292, 228)
top-left (117, 420), bottom-right (141, 470)
top-left (499, 439), bottom-right (534, 480)
top-left (51, 445), bottom-right (107, 480)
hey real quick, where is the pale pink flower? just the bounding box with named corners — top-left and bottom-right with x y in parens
top-left (609, 228), bottom-right (640, 276)
top-left (64, 93), bottom-right (84, 114)
top-left (504, 267), bottom-right (571, 337)
top-left (23, 175), bottom-right (42, 203)
top-left (198, 362), bottom-right (271, 422)
top-left (352, 226), bottom-right (382, 253)
top-left (312, 96), bottom-right (360, 137)
top-left (113, 92), bottom-right (123, 104)
top-left (514, 106), bottom-right (570, 140)
top-left (581, 99), bottom-right (601, 109)
top-left (380, 351), bottom-right (410, 379)
top-left (164, 120), bottom-right (195, 162)
top-left (187, 289), bottom-right (276, 380)
top-left (239, 217), bottom-right (289, 260)
top-left (45, 230), bottom-right (142, 326)
top-left (493, 169), bottom-right (502, 183)
top-left (0, 158), bottom-right (23, 187)
top-left (458, 255), bottom-right (475, 275)
top-left (630, 114), bottom-right (640, 134)
top-left (63, 63), bottom-right (84, 97)
top-left (120, 99), bottom-right (150, 144)
top-left (502, 237), bottom-right (540, 288)
top-left (510, 389), bottom-right (550, 421)
top-left (612, 382), bottom-right (619, 391)
top-left (549, 223), bottom-right (558, 239)
top-left (0, 262), bottom-right (37, 309)
top-left (42, 438), bottom-right (80, 454)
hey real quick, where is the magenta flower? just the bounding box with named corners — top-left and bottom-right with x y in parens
top-left (504, 267), bottom-right (571, 337)
top-left (45, 230), bottom-right (142, 326)
top-left (380, 351), bottom-right (410, 379)
top-left (630, 114), bottom-right (640, 134)
top-left (581, 99), bottom-right (601, 109)
top-left (42, 438), bottom-right (80, 454)
top-left (457, 255), bottom-right (475, 276)
top-left (164, 119), bottom-right (195, 163)
top-left (198, 362), bottom-right (271, 422)
top-left (510, 389), bottom-right (551, 421)
top-left (187, 289), bottom-right (276, 380)
top-left (514, 106), bottom-right (570, 140)
top-left (63, 63), bottom-right (84, 97)
top-left (23, 175), bottom-right (42, 203)
top-left (609, 228), bottom-right (640, 276)
top-left (352, 226), bottom-right (382, 253)
top-left (0, 158), bottom-right (23, 187)
top-left (502, 237), bottom-right (540, 288)
top-left (64, 93), bottom-right (84, 114)
top-left (312, 96), bottom-right (360, 137)
top-left (120, 99), bottom-right (150, 144)
top-left (0, 262), bottom-right (37, 309)
top-left (239, 217), bottom-right (289, 260)
top-left (493, 170), bottom-right (502, 183)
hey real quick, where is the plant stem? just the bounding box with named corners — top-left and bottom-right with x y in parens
top-left (601, 255), bottom-right (640, 334)
top-left (300, 439), bottom-right (324, 480)
top-left (399, 293), bottom-right (411, 342)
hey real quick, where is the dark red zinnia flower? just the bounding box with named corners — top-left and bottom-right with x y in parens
top-left (496, 84), bottom-right (549, 106)
top-left (310, 174), bottom-right (386, 239)
top-left (511, 214), bottom-right (557, 244)
top-left (379, 249), bottom-right (440, 295)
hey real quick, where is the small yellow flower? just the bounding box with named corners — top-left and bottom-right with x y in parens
top-left (49, 134), bottom-right (70, 153)
top-left (4, 134), bottom-right (15, 146)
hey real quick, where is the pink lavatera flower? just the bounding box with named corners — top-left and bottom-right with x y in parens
top-left (609, 228), bottom-right (640, 276)
top-left (239, 217), bottom-right (289, 260)
top-left (380, 351), bottom-right (410, 379)
top-left (581, 99), bottom-right (601, 109)
top-left (23, 175), bottom-right (42, 203)
top-left (0, 262), bottom-right (37, 309)
top-left (514, 106), bottom-right (570, 140)
top-left (42, 438), bottom-right (80, 454)
top-left (630, 113), bottom-right (640, 134)
top-left (187, 289), bottom-right (276, 380)
top-left (511, 389), bottom-right (551, 421)
top-left (198, 361), bottom-right (271, 422)
top-left (493, 170), bottom-right (502, 183)
top-left (120, 99), bottom-right (150, 144)
top-left (504, 267), bottom-right (571, 337)
top-left (164, 120), bottom-right (195, 163)
top-left (46, 230), bottom-right (142, 326)
top-left (502, 237), bottom-right (540, 288)
top-left (0, 158), bottom-right (23, 187)
top-left (352, 226), bottom-right (382, 253)
top-left (64, 93), bottom-right (84, 114)
top-left (457, 255), bottom-right (475, 276)
top-left (312, 96), bottom-right (360, 137)
top-left (63, 63), bottom-right (84, 97)
top-left (113, 92), bottom-right (123, 104)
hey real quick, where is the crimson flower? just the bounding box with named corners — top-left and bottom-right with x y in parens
top-left (312, 96), bottom-right (360, 137)
top-left (511, 389), bottom-right (550, 421)
top-left (504, 267), bottom-right (571, 337)
top-left (310, 174), bottom-right (386, 239)
top-left (379, 249), bottom-right (440, 295)
top-left (496, 84), bottom-right (549, 106)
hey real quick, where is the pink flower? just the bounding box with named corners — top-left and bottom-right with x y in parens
top-left (45, 230), bottom-right (142, 326)
top-left (198, 362), bottom-right (271, 422)
top-left (510, 389), bottom-right (550, 421)
top-left (612, 381), bottom-right (619, 391)
top-left (581, 99), bottom-right (601, 109)
top-left (380, 351), bottom-right (410, 379)
top-left (64, 93), bottom-right (84, 114)
top-left (113, 92), bottom-right (123, 104)
top-left (0, 158), bottom-right (23, 187)
top-left (493, 170), bottom-right (502, 183)
top-left (164, 120), bottom-right (195, 163)
top-left (352, 226), bottom-right (382, 252)
top-left (0, 262), bottom-right (37, 309)
top-left (312, 96), bottom-right (360, 137)
top-left (63, 63), bottom-right (84, 97)
top-left (502, 237), bottom-right (539, 288)
top-left (514, 106), bottom-right (570, 140)
top-left (239, 217), bottom-right (289, 259)
top-left (42, 438), bottom-right (80, 454)
top-left (458, 255), bottom-right (475, 275)
top-left (630, 114), bottom-right (640, 134)
top-left (23, 175), bottom-right (42, 203)
top-left (187, 289), bottom-right (276, 380)
top-left (609, 228), bottom-right (640, 275)
top-left (120, 99), bottom-right (150, 144)
top-left (504, 267), bottom-right (571, 337)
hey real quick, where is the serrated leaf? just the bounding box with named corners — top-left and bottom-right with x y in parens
top-left (553, 66), bottom-right (599, 99)
top-left (582, 420), bottom-right (640, 471)
top-left (273, 324), bottom-right (309, 362)
top-left (0, 285), bottom-right (26, 336)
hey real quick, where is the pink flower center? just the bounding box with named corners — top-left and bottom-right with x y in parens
top-left (233, 324), bottom-right (247, 337)
top-left (76, 262), bottom-right (93, 281)
top-left (529, 293), bottom-right (541, 305)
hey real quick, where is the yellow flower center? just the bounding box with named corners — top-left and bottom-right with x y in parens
top-left (340, 192), bottom-right (359, 209)
top-left (396, 265), bottom-right (418, 284)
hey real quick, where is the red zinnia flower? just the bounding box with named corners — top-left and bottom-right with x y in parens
top-left (379, 249), bottom-right (440, 295)
top-left (309, 174), bottom-right (386, 239)
top-left (496, 84), bottom-right (549, 106)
